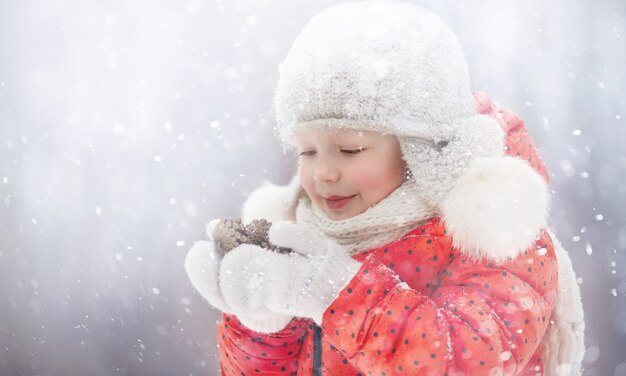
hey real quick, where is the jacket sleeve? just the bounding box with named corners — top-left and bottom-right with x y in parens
top-left (321, 230), bottom-right (558, 375)
top-left (217, 313), bottom-right (309, 375)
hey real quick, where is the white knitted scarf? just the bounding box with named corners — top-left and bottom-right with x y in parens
top-left (295, 179), bottom-right (438, 255)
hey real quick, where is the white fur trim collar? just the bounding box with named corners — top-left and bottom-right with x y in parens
top-left (441, 157), bottom-right (549, 262)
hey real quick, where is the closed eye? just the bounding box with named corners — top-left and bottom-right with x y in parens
top-left (298, 150), bottom-right (316, 157)
top-left (341, 148), bottom-right (364, 155)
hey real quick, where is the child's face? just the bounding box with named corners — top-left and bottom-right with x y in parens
top-left (294, 128), bottom-right (407, 221)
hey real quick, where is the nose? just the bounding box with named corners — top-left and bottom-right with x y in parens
top-left (313, 156), bottom-right (340, 183)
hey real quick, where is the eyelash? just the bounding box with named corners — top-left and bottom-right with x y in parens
top-left (342, 148), bottom-right (363, 155)
top-left (298, 148), bottom-right (364, 157)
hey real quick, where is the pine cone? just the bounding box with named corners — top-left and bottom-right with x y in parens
top-left (211, 218), bottom-right (248, 254)
top-left (245, 219), bottom-right (292, 254)
top-left (210, 218), bottom-right (292, 254)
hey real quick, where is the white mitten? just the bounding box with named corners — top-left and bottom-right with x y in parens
top-left (184, 220), bottom-right (294, 333)
top-left (220, 222), bottom-right (361, 325)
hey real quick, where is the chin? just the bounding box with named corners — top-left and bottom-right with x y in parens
top-left (329, 213), bottom-right (349, 221)
top-left (320, 208), bottom-right (348, 221)
top-left (329, 207), bottom-right (364, 221)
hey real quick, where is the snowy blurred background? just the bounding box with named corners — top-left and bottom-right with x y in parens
top-left (0, 0), bottom-right (624, 375)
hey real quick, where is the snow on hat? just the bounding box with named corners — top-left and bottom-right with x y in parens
top-left (273, 1), bottom-right (549, 260)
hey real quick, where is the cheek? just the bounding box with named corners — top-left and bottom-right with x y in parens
top-left (349, 159), bottom-right (404, 198)
top-left (347, 164), bottom-right (385, 192)
top-left (298, 164), bottom-right (316, 197)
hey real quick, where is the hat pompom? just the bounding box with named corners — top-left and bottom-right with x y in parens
top-left (441, 156), bottom-right (549, 262)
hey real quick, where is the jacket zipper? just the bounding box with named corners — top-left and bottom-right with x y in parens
top-left (313, 323), bottom-right (322, 376)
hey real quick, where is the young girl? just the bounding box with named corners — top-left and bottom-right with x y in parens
top-left (186, 2), bottom-right (585, 375)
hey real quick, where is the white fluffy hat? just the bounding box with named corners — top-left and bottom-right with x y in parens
top-left (272, 1), bottom-right (549, 260)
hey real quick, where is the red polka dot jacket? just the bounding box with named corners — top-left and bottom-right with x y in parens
top-left (216, 93), bottom-right (558, 376)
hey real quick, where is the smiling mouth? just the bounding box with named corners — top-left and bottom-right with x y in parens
top-left (323, 195), bottom-right (356, 209)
